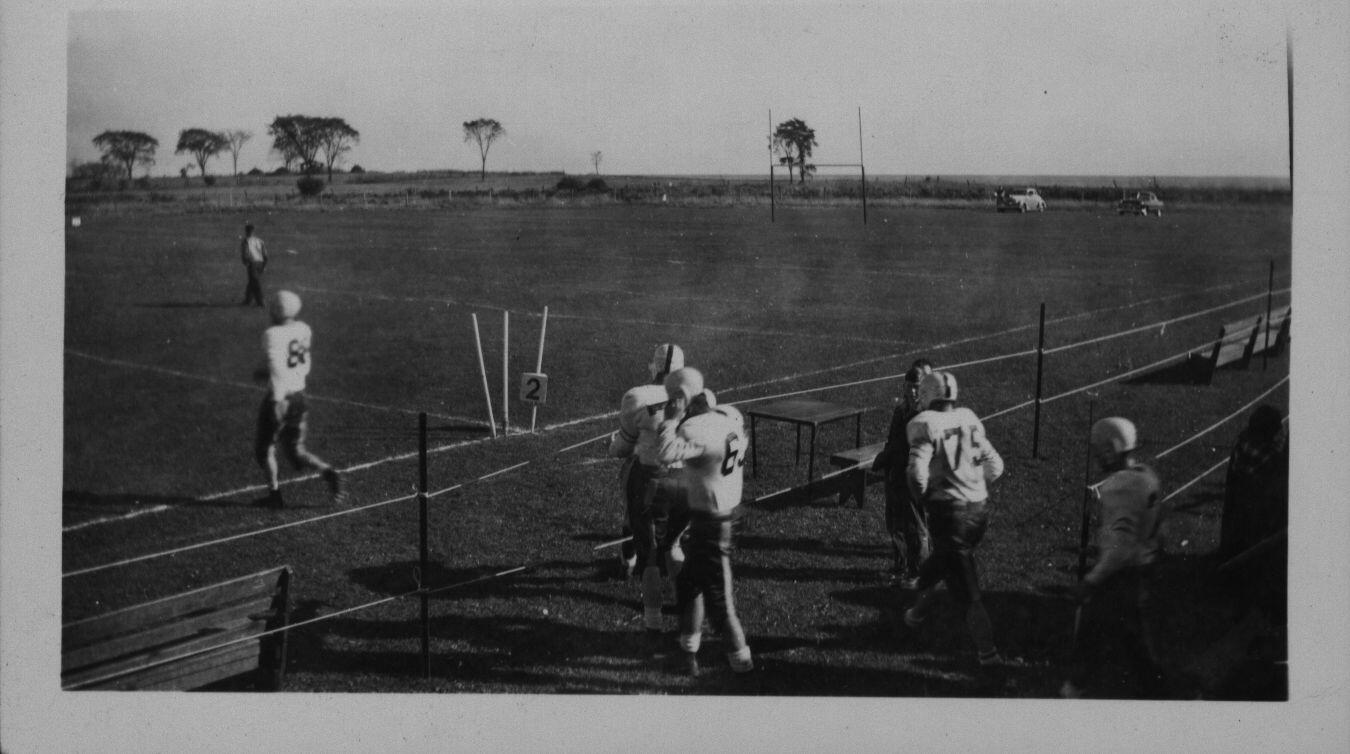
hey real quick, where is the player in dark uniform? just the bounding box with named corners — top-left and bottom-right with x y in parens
top-left (871, 359), bottom-right (934, 586)
top-left (1062, 417), bottom-right (1168, 698)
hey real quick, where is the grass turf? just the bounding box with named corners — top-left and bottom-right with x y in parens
top-left (63, 202), bottom-right (1290, 696)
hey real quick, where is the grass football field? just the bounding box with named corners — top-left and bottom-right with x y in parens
top-left (63, 201), bottom-right (1290, 696)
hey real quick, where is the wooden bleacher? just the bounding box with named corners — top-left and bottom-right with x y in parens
top-left (62, 566), bottom-right (293, 691)
top-left (1190, 314), bottom-right (1263, 385)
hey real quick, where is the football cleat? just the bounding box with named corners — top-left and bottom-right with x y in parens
top-left (617, 550), bottom-right (637, 581)
top-left (1059, 680), bottom-right (1085, 699)
top-left (268, 290), bottom-right (302, 323)
top-left (323, 468), bottom-right (346, 505)
top-left (914, 371), bottom-right (958, 410)
top-left (256, 489), bottom-right (284, 509)
top-left (727, 647), bottom-right (754, 674)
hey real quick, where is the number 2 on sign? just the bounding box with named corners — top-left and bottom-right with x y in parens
top-left (519, 372), bottom-right (548, 405)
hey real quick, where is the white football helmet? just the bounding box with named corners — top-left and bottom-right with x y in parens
top-left (663, 367), bottom-right (704, 402)
top-left (915, 371), bottom-right (958, 409)
top-left (1090, 417), bottom-right (1137, 455)
top-left (649, 343), bottom-right (685, 381)
top-left (268, 290), bottom-right (302, 323)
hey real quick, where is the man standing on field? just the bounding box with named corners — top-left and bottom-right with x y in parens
top-left (240, 222), bottom-right (268, 307)
top-left (656, 370), bottom-right (753, 676)
top-left (871, 358), bottom-right (934, 586)
top-left (253, 290), bottom-right (344, 509)
top-left (901, 371), bottom-right (1005, 667)
top-left (607, 343), bottom-right (688, 633)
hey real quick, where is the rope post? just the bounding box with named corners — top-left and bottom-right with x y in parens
top-left (857, 106), bottom-right (867, 225)
top-left (1264, 259), bottom-right (1274, 371)
top-left (471, 314), bottom-right (497, 438)
top-left (502, 310), bottom-right (510, 435)
top-left (418, 412), bottom-right (430, 679)
top-left (530, 306), bottom-right (549, 433)
top-left (1032, 302), bottom-right (1047, 458)
top-left (1077, 400), bottom-right (1095, 583)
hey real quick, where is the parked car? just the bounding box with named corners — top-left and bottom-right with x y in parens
top-left (1117, 191), bottom-right (1165, 216)
top-left (995, 187), bottom-right (1046, 213)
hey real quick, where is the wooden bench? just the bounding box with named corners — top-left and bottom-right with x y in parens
top-left (827, 441), bottom-right (887, 507)
top-left (1190, 314), bottom-right (1263, 385)
top-left (62, 566), bottom-right (293, 691)
top-left (1253, 305), bottom-right (1291, 358)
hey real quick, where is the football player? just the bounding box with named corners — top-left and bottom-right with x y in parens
top-left (1062, 417), bottom-right (1168, 699)
top-left (253, 290), bottom-right (344, 509)
top-left (901, 371), bottom-right (1005, 666)
top-left (655, 372), bottom-right (753, 676)
top-left (871, 358), bottom-right (935, 586)
top-left (607, 343), bottom-right (688, 632)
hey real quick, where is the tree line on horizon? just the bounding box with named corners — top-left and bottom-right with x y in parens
top-left (78, 116), bottom-right (510, 189)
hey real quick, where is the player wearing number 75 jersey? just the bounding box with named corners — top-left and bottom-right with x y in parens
top-left (252, 290), bottom-right (344, 509)
top-left (901, 371), bottom-right (1005, 667)
top-left (656, 372), bottom-right (753, 676)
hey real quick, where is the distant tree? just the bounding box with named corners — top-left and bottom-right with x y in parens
top-left (268, 115), bottom-right (326, 174)
top-left (591, 151), bottom-right (603, 175)
top-left (773, 118), bottom-right (817, 184)
top-left (316, 118), bottom-right (359, 183)
top-left (175, 128), bottom-right (229, 183)
top-left (770, 133), bottom-right (798, 183)
top-left (92, 130), bottom-right (158, 180)
top-left (462, 118), bottom-right (505, 181)
top-left (69, 160), bottom-right (118, 190)
top-left (223, 129), bottom-right (253, 178)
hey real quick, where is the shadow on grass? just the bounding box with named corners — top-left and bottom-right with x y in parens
top-left (1123, 357), bottom-right (1207, 386)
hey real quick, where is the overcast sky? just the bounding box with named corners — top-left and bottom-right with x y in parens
top-left (68, 2), bottom-right (1290, 178)
top-left (68, 0), bottom-right (1290, 176)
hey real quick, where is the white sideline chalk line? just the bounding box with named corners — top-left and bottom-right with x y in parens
top-left (62, 505), bottom-right (170, 533)
top-left (64, 349), bottom-right (484, 426)
top-left (293, 284), bottom-right (910, 346)
top-left (65, 280), bottom-right (1279, 534)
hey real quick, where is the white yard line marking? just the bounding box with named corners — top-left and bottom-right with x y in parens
top-left (293, 285), bottom-right (910, 345)
top-left (64, 349), bottom-right (484, 425)
top-left (65, 279), bottom-right (1281, 531)
top-left (62, 505), bottom-right (170, 533)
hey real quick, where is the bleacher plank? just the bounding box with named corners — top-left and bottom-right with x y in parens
top-left (1254, 305), bottom-right (1290, 357)
top-left (1192, 314), bottom-right (1264, 384)
top-left (62, 566), bottom-right (291, 691)
top-left (63, 568), bottom-right (289, 648)
top-left (61, 595), bottom-right (276, 672)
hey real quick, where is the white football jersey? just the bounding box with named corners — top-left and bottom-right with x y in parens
top-left (263, 320), bottom-right (313, 400)
top-left (656, 405), bottom-right (747, 516)
top-left (906, 406), bottom-right (1003, 503)
top-left (608, 383), bottom-right (670, 466)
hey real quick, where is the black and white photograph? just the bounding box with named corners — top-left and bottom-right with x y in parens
top-left (2, 0), bottom-right (1347, 750)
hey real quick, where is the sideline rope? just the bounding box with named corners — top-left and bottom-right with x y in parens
top-left (63, 289), bottom-right (1287, 575)
top-left (1153, 376), bottom-right (1289, 460)
top-left (62, 492), bottom-right (420, 579)
top-left (1042, 288), bottom-right (1290, 355)
top-left (1039, 337), bottom-right (1217, 405)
